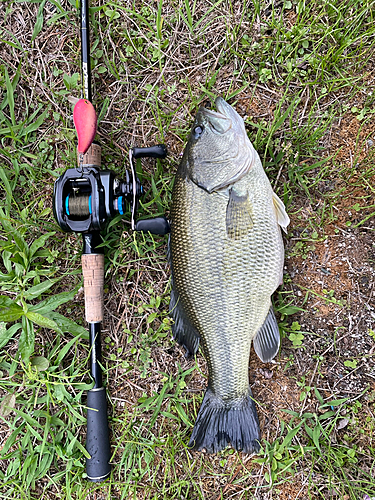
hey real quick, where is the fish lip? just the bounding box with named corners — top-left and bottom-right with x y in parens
top-left (197, 107), bottom-right (232, 134)
top-left (197, 97), bottom-right (235, 134)
top-left (215, 97), bottom-right (246, 132)
top-left (198, 97), bottom-right (244, 135)
top-left (214, 96), bottom-right (231, 117)
top-left (200, 97), bottom-right (231, 119)
top-left (199, 107), bottom-right (225, 120)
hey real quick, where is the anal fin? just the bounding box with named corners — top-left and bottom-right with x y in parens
top-left (253, 306), bottom-right (280, 362)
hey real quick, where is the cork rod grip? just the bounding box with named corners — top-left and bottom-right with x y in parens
top-left (82, 253), bottom-right (105, 323)
top-left (78, 143), bottom-right (102, 166)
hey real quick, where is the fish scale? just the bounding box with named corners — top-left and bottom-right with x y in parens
top-left (169, 97), bottom-right (289, 453)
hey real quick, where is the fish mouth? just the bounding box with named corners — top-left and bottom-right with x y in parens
top-left (215, 97), bottom-right (233, 117)
top-left (198, 97), bottom-right (244, 135)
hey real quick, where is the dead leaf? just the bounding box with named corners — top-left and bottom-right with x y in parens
top-left (0, 393), bottom-right (16, 417)
top-left (336, 418), bottom-right (350, 430)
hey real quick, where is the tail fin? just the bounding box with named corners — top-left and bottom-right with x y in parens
top-left (189, 387), bottom-right (260, 454)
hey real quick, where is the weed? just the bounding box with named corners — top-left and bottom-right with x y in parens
top-left (344, 359), bottom-right (358, 370)
top-left (0, 209), bottom-right (87, 362)
top-left (288, 321), bottom-right (305, 347)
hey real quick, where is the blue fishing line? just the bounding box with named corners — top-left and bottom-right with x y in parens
top-left (118, 196), bottom-right (124, 215)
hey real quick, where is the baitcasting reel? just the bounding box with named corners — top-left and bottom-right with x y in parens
top-left (53, 144), bottom-right (170, 236)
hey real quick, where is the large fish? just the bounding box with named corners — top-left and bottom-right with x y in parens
top-left (168, 97), bottom-right (290, 453)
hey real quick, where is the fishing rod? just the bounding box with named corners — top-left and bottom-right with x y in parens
top-left (53, 0), bottom-right (169, 482)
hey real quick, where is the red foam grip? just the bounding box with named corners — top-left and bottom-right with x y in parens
top-left (73, 99), bottom-right (97, 155)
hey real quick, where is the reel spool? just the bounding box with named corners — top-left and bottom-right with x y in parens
top-left (53, 144), bottom-right (170, 235)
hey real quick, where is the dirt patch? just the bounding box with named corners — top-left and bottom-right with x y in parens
top-left (330, 108), bottom-right (375, 165)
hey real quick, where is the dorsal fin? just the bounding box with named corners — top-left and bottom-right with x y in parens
top-left (272, 192), bottom-right (290, 233)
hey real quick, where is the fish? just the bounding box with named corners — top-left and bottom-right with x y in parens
top-left (168, 97), bottom-right (290, 454)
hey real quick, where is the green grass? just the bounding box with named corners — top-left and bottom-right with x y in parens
top-left (1, 0), bottom-right (375, 498)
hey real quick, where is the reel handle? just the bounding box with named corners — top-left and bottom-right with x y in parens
top-left (129, 144), bottom-right (170, 234)
top-left (135, 216), bottom-right (170, 235)
top-left (132, 144), bottom-right (167, 159)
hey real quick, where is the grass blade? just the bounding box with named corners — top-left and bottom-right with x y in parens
top-left (31, 0), bottom-right (47, 42)
top-left (19, 316), bottom-right (35, 362)
top-left (4, 68), bottom-right (15, 126)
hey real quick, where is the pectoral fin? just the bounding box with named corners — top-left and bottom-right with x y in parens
top-left (226, 189), bottom-right (253, 240)
top-left (272, 192), bottom-right (290, 233)
top-left (253, 306), bottom-right (280, 362)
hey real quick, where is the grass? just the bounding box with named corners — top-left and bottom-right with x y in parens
top-left (1, 0), bottom-right (375, 498)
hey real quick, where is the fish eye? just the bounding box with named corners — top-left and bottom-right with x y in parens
top-left (193, 125), bottom-right (204, 138)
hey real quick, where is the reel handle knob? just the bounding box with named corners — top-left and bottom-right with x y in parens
top-left (135, 216), bottom-right (170, 235)
top-left (132, 144), bottom-right (167, 159)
